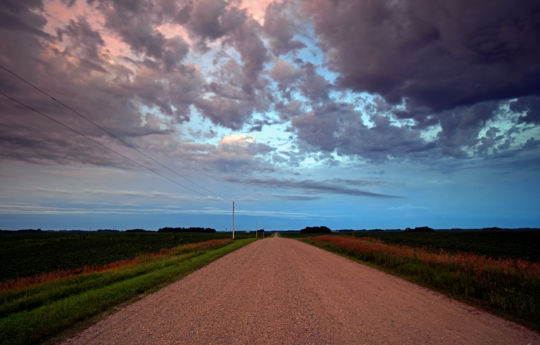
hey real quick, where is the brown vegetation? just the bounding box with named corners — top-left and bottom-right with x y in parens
top-left (309, 235), bottom-right (540, 277)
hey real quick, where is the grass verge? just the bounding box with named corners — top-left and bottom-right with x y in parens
top-left (300, 235), bottom-right (540, 331)
top-left (0, 238), bottom-right (255, 345)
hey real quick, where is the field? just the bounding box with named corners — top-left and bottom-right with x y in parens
top-left (293, 231), bottom-right (540, 330)
top-left (0, 231), bottom-right (252, 283)
top-left (0, 231), bottom-right (256, 345)
top-left (352, 230), bottom-right (540, 261)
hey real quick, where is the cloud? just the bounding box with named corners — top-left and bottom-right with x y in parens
top-left (306, 0), bottom-right (540, 111)
top-left (511, 96), bottom-right (540, 124)
top-left (301, 0), bottom-right (540, 162)
top-left (56, 16), bottom-right (104, 61)
top-left (29, 187), bottom-right (221, 201)
top-left (0, 0), bottom-right (49, 37)
top-left (185, 0), bottom-right (245, 44)
top-left (263, 0), bottom-right (306, 55)
top-left (225, 176), bottom-right (400, 198)
top-left (205, 134), bottom-right (274, 171)
top-left (270, 58), bottom-right (302, 92)
top-left (95, 0), bottom-right (167, 59)
top-left (272, 194), bottom-right (320, 201)
top-left (292, 102), bottom-right (434, 161)
top-left (1, 0), bottom-right (539, 174)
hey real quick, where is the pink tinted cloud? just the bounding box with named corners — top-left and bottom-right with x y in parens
top-left (43, 0), bottom-right (133, 59)
top-left (234, 0), bottom-right (274, 25)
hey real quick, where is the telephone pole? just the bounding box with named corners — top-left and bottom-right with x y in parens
top-left (256, 220), bottom-right (258, 239)
top-left (232, 201), bottom-right (235, 240)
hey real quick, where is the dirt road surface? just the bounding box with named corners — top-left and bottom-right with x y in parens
top-left (62, 236), bottom-right (539, 345)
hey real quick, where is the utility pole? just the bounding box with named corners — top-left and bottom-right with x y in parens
top-left (256, 220), bottom-right (258, 239)
top-left (232, 201), bottom-right (235, 240)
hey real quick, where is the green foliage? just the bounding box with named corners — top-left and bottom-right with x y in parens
top-left (0, 238), bottom-right (255, 345)
top-left (0, 231), bottom-right (247, 281)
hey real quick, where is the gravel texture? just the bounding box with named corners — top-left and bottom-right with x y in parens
top-left (61, 235), bottom-right (539, 344)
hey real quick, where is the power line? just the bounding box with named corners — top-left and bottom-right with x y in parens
top-left (0, 89), bottom-right (213, 198)
top-left (0, 63), bottom-right (221, 199)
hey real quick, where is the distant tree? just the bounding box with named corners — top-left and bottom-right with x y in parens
top-left (125, 229), bottom-right (149, 232)
top-left (158, 227), bottom-right (216, 233)
top-left (300, 226), bottom-right (332, 234)
top-left (18, 229), bottom-right (43, 233)
top-left (405, 226), bottom-right (434, 232)
top-left (482, 227), bottom-right (502, 231)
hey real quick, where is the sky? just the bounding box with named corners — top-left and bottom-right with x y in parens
top-left (1, 0), bottom-right (540, 230)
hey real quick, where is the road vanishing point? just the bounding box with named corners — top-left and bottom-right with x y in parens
top-left (62, 235), bottom-right (539, 345)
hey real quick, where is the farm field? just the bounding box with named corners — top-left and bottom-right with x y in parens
top-left (282, 230), bottom-right (540, 260)
top-left (352, 230), bottom-right (540, 261)
top-left (0, 231), bottom-right (252, 283)
top-left (296, 232), bottom-right (540, 330)
top-left (0, 232), bottom-right (255, 345)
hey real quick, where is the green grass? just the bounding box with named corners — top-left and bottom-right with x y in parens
top-left (0, 238), bottom-right (255, 345)
top-left (0, 231), bottom-right (250, 281)
top-left (299, 235), bottom-right (540, 330)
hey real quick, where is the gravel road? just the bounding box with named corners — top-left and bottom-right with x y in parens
top-left (62, 235), bottom-right (539, 345)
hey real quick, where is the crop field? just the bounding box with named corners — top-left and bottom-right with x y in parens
top-left (0, 232), bottom-right (256, 345)
top-left (352, 230), bottom-right (540, 261)
top-left (283, 230), bottom-right (540, 260)
top-left (0, 231), bottom-right (250, 283)
top-left (299, 233), bottom-right (540, 330)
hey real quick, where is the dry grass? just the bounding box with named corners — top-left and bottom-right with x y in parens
top-left (303, 235), bottom-right (540, 330)
top-left (310, 235), bottom-right (540, 278)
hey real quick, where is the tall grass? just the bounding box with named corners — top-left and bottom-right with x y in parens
top-left (0, 238), bottom-right (255, 345)
top-left (302, 235), bottom-right (540, 330)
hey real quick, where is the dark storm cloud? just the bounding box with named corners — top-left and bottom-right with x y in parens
top-left (510, 96), bottom-right (540, 124)
top-left (0, 0), bottom-right (48, 37)
top-left (225, 176), bottom-right (399, 198)
top-left (291, 103), bottom-right (434, 161)
top-left (437, 102), bottom-right (499, 157)
top-left (296, 0), bottom-right (540, 161)
top-left (306, 0), bottom-right (540, 112)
